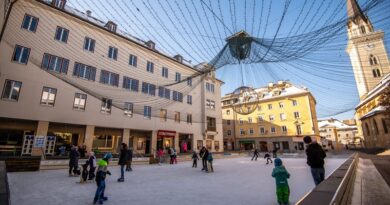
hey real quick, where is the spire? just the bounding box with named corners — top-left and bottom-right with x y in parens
top-left (347, 0), bottom-right (367, 22)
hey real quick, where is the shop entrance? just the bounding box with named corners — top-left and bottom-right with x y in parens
top-left (179, 134), bottom-right (192, 153)
top-left (259, 141), bottom-right (268, 152)
top-left (157, 130), bottom-right (176, 152)
top-left (240, 141), bottom-right (254, 150)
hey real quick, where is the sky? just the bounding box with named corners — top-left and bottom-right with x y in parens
top-left (66, 0), bottom-right (390, 120)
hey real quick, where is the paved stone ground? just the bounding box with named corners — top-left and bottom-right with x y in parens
top-left (8, 157), bottom-right (346, 205)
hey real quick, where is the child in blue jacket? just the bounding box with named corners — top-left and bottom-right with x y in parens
top-left (272, 158), bottom-right (290, 205)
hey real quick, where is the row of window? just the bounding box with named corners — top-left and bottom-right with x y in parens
top-left (232, 112), bottom-right (301, 124)
top-left (227, 125), bottom-right (302, 136)
top-left (12, 45), bottom-right (192, 104)
top-left (1, 79), bottom-right (193, 122)
top-left (364, 118), bottom-right (389, 136)
top-left (21, 14), bottom-right (193, 85)
top-left (225, 101), bottom-right (298, 115)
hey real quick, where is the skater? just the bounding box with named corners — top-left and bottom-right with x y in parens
top-left (251, 148), bottom-right (259, 161)
top-left (117, 143), bottom-right (128, 182)
top-left (157, 148), bottom-right (164, 166)
top-left (80, 162), bottom-right (89, 183)
top-left (192, 151), bottom-right (199, 168)
top-left (69, 145), bottom-right (80, 177)
top-left (264, 152), bottom-right (273, 164)
top-left (272, 158), bottom-right (290, 205)
top-left (126, 147), bottom-right (133, 171)
top-left (93, 153), bottom-right (112, 205)
top-left (207, 152), bottom-right (214, 172)
top-left (168, 147), bottom-right (174, 164)
top-left (303, 136), bottom-right (326, 185)
top-left (172, 148), bottom-right (178, 164)
top-left (200, 147), bottom-right (209, 171)
top-left (87, 152), bottom-right (97, 180)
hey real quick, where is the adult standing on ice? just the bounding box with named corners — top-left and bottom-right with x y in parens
top-left (303, 136), bottom-right (327, 185)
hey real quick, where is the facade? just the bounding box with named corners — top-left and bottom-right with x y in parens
top-left (222, 81), bottom-right (319, 152)
top-left (0, 0), bottom-right (223, 157)
top-left (345, 0), bottom-right (390, 148)
top-left (318, 119), bottom-right (359, 148)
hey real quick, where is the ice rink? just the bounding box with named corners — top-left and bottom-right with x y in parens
top-left (8, 156), bottom-right (347, 205)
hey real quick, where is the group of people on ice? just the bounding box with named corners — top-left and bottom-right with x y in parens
top-left (192, 146), bottom-right (214, 172)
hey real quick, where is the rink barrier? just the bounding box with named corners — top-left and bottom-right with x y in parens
top-left (0, 161), bottom-right (10, 205)
top-left (296, 153), bottom-right (358, 205)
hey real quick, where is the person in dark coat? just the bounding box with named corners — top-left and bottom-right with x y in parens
top-left (251, 148), bottom-right (259, 161)
top-left (126, 148), bottom-right (133, 171)
top-left (192, 151), bottom-right (199, 168)
top-left (303, 136), bottom-right (327, 185)
top-left (117, 143), bottom-right (128, 182)
top-left (264, 152), bottom-right (273, 164)
top-left (200, 147), bottom-right (209, 172)
top-left (87, 152), bottom-right (97, 180)
top-left (69, 145), bottom-right (80, 176)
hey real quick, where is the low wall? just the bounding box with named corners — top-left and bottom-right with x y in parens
top-left (296, 153), bottom-right (358, 205)
top-left (0, 161), bottom-right (10, 205)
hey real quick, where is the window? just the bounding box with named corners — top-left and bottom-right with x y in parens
top-left (292, 100), bottom-right (298, 106)
top-left (174, 112), bottom-right (180, 123)
top-left (249, 128), bottom-right (254, 135)
top-left (53, 0), bottom-right (66, 9)
top-left (268, 104), bottom-right (273, 110)
top-left (271, 127), bottom-right (276, 134)
top-left (279, 102), bottom-right (284, 108)
top-left (239, 118), bottom-right (243, 124)
top-left (296, 125), bottom-right (302, 135)
top-left (226, 110), bottom-right (230, 115)
top-left (372, 69), bottom-right (381, 78)
top-left (210, 100), bottom-right (215, 110)
top-left (240, 129), bottom-right (245, 135)
top-left (206, 83), bottom-right (210, 91)
top-left (142, 82), bottom-right (156, 96)
top-left (124, 102), bottom-right (133, 117)
top-left (227, 120), bottom-right (231, 125)
top-left (187, 78), bottom-right (192, 86)
top-left (227, 130), bottom-right (232, 136)
top-left (146, 61), bottom-right (154, 73)
top-left (248, 117), bottom-right (252, 123)
top-left (210, 84), bottom-right (215, 93)
top-left (129, 54), bottom-right (137, 67)
top-left (260, 127), bottom-right (265, 135)
top-left (206, 99), bottom-right (211, 109)
top-left (73, 93), bottom-right (86, 110)
top-left (54, 26), bottom-right (69, 43)
top-left (73, 63), bottom-right (96, 81)
top-left (280, 113), bottom-right (287, 121)
top-left (360, 25), bottom-right (366, 34)
top-left (160, 109), bottom-right (167, 121)
top-left (122, 76), bottom-right (139, 92)
top-left (373, 119), bottom-right (379, 135)
top-left (175, 72), bottom-right (181, 82)
top-left (108, 46), bottom-right (118, 60)
top-left (382, 119), bottom-right (388, 134)
top-left (206, 82), bottom-right (215, 93)
top-left (41, 53), bottom-right (69, 74)
top-left (144, 106), bottom-right (152, 119)
top-left (101, 98), bottom-right (112, 114)
top-left (2, 80), bottom-right (22, 101)
top-left (162, 67), bottom-right (168, 78)
top-left (369, 54), bottom-right (378, 65)
top-left (207, 117), bottom-right (216, 131)
top-left (269, 115), bottom-right (274, 121)
top-left (187, 114), bottom-right (192, 124)
top-left (187, 95), bottom-right (192, 105)
top-left (294, 112), bottom-right (300, 119)
top-left (41, 87), bottom-right (57, 106)
top-left (258, 115), bottom-right (263, 122)
top-left (84, 37), bottom-right (95, 52)
top-left (21, 14), bottom-right (38, 32)
top-left (158, 87), bottom-right (171, 99)
top-left (365, 123), bottom-right (370, 136)
top-left (172, 91), bottom-right (183, 102)
top-left (12, 45), bottom-right (30, 64)
top-left (282, 126), bottom-right (287, 133)
top-left (100, 70), bottom-right (119, 87)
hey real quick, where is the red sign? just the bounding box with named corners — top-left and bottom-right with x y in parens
top-left (157, 130), bottom-right (176, 138)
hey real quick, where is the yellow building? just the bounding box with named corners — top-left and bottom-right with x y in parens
top-left (345, 0), bottom-right (390, 148)
top-left (222, 81), bottom-right (319, 152)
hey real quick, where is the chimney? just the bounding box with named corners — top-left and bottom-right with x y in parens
top-left (52, 0), bottom-right (67, 9)
top-left (145, 40), bottom-right (156, 50)
top-left (86, 10), bottom-right (92, 17)
top-left (105, 21), bottom-right (117, 32)
top-left (173, 54), bottom-right (183, 63)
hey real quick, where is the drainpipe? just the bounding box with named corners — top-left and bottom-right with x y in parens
top-left (0, 0), bottom-right (19, 42)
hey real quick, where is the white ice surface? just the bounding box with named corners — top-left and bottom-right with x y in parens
top-left (8, 157), bottom-right (346, 205)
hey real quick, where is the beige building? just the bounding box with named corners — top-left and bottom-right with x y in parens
top-left (0, 0), bottom-right (223, 157)
top-left (345, 0), bottom-right (390, 148)
top-left (318, 119), bottom-right (359, 148)
top-left (222, 81), bottom-right (319, 152)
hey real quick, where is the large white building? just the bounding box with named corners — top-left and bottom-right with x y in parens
top-left (0, 0), bottom-right (223, 157)
top-left (318, 119), bottom-right (359, 147)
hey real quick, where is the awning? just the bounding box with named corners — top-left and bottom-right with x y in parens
top-left (157, 130), bottom-right (176, 138)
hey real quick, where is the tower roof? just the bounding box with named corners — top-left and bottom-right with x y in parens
top-left (347, 0), bottom-right (367, 22)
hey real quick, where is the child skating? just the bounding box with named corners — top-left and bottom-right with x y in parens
top-left (192, 151), bottom-right (199, 168)
top-left (207, 152), bottom-right (214, 172)
top-left (272, 158), bottom-right (290, 205)
top-left (264, 152), bottom-right (273, 164)
top-left (93, 153), bottom-right (112, 205)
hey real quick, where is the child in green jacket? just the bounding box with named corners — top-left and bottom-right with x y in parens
top-left (272, 158), bottom-right (290, 205)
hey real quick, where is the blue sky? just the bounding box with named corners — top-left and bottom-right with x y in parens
top-left (67, 0), bottom-right (390, 120)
